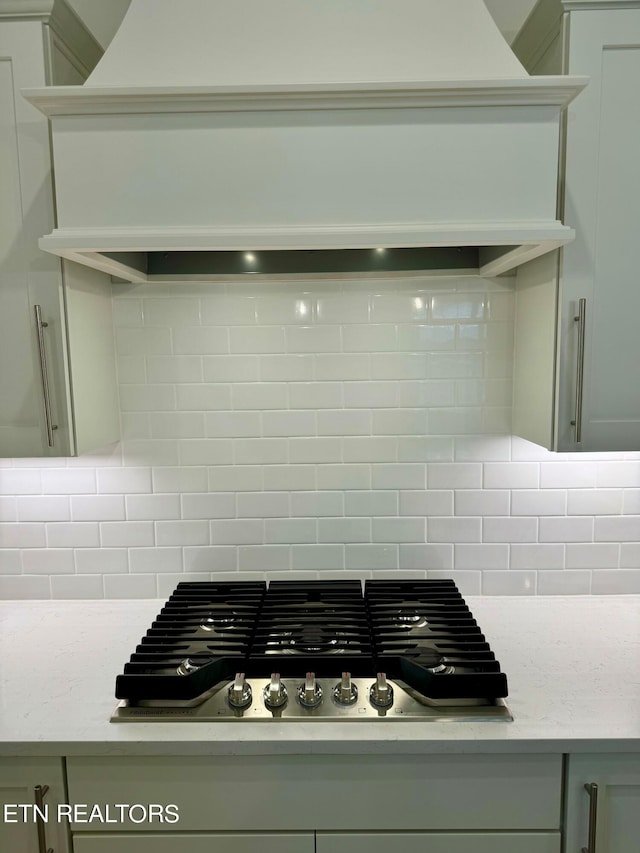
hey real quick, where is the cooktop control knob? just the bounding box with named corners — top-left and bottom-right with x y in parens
top-left (298, 672), bottom-right (323, 708)
top-left (228, 672), bottom-right (252, 709)
top-left (369, 672), bottom-right (394, 708)
top-left (333, 671), bottom-right (358, 706)
top-left (263, 672), bottom-right (288, 709)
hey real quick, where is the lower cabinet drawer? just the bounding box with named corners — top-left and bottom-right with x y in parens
top-left (317, 831), bottom-right (561, 853)
top-left (74, 833), bottom-right (313, 853)
top-left (66, 754), bottom-right (561, 832)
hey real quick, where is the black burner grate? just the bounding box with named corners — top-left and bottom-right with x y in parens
top-left (116, 579), bottom-right (508, 702)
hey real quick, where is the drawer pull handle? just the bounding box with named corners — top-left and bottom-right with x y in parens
top-left (34, 784), bottom-right (54, 853)
top-left (570, 298), bottom-right (586, 443)
top-left (34, 305), bottom-right (58, 448)
top-left (581, 781), bottom-right (598, 853)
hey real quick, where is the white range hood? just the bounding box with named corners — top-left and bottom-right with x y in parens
top-left (24, 0), bottom-right (587, 282)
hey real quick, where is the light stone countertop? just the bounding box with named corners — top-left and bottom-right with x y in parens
top-left (0, 595), bottom-right (639, 756)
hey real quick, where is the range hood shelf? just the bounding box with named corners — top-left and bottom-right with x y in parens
top-left (23, 0), bottom-right (587, 283)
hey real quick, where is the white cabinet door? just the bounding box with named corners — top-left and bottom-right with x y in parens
top-left (555, 6), bottom-right (640, 451)
top-left (513, 4), bottom-right (640, 451)
top-left (0, 757), bottom-right (70, 853)
top-left (565, 754), bottom-right (640, 853)
top-left (73, 833), bottom-right (314, 853)
top-left (317, 832), bottom-right (560, 852)
top-left (0, 13), bottom-right (118, 457)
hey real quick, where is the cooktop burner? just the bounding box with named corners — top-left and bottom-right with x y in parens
top-left (112, 579), bottom-right (511, 722)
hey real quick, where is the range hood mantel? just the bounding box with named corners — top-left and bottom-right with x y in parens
top-left (24, 0), bottom-right (587, 283)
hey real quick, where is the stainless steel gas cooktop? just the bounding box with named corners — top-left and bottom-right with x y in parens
top-left (111, 579), bottom-right (512, 722)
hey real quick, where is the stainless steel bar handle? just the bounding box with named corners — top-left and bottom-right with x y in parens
top-left (34, 305), bottom-right (58, 448)
top-left (571, 298), bottom-right (587, 443)
top-left (34, 784), bottom-right (54, 853)
top-left (581, 782), bottom-right (598, 853)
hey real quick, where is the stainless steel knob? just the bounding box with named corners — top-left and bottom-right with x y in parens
top-left (298, 672), bottom-right (323, 708)
top-left (263, 672), bottom-right (288, 709)
top-left (228, 672), bottom-right (252, 708)
top-left (369, 672), bottom-right (393, 708)
top-left (333, 671), bottom-right (358, 706)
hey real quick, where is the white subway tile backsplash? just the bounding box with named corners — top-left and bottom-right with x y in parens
top-left (286, 325), bottom-right (341, 353)
top-left (18, 496), bottom-right (70, 522)
top-left (289, 382), bottom-right (342, 409)
top-left (183, 546), bottom-right (237, 573)
top-left (47, 522), bottom-right (100, 548)
top-left (591, 569), bottom-right (640, 594)
top-left (51, 574), bottom-right (105, 599)
top-left (103, 574), bottom-right (158, 598)
top-left (291, 544), bottom-right (344, 570)
top-left (172, 327), bottom-right (229, 355)
top-left (511, 544), bottom-right (565, 570)
top-left (566, 543), bottom-right (619, 569)
top-left (0, 523), bottom-right (46, 548)
top-left (238, 545), bottom-right (290, 571)
top-left (22, 549), bottom-right (74, 574)
top-left (42, 468), bottom-right (96, 495)
top-left (317, 293), bottom-right (370, 324)
top-left (74, 548), bottom-right (129, 574)
top-left (156, 520), bottom-right (209, 546)
top-left (2, 277), bottom-right (640, 599)
top-left (594, 516), bottom-right (640, 542)
top-left (373, 517), bottom-right (425, 543)
top-left (230, 326), bottom-right (285, 354)
top-left (97, 467), bottom-right (152, 494)
top-left (620, 543), bottom-right (640, 568)
top-left (345, 544), bottom-right (398, 569)
top-left (539, 516), bottom-right (594, 543)
top-left (100, 521), bottom-right (154, 547)
top-left (482, 517), bottom-right (542, 542)
top-left (265, 518), bottom-right (316, 544)
top-left (318, 518), bottom-right (371, 543)
top-left (454, 544), bottom-right (509, 569)
top-left (399, 544), bottom-right (454, 570)
top-left (537, 570), bottom-right (591, 595)
top-left (203, 355), bottom-right (258, 383)
top-left (316, 465), bottom-right (369, 491)
top-left (482, 571), bottom-right (536, 595)
top-left (260, 355), bottom-right (314, 382)
top-left (455, 490), bottom-right (509, 517)
top-left (343, 324), bottom-right (397, 352)
top-left (176, 384), bottom-right (231, 411)
top-left (129, 547), bottom-right (183, 573)
top-left (291, 492), bottom-right (343, 517)
top-left (428, 517), bottom-right (481, 543)
top-left (315, 354), bottom-right (369, 381)
top-left (237, 492), bottom-right (289, 518)
top-left (0, 550), bottom-right (21, 573)
top-left (428, 464), bottom-right (483, 490)
top-left (71, 495), bottom-right (124, 522)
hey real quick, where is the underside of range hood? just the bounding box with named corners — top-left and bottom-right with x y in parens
top-left (23, 0), bottom-right (587, 283)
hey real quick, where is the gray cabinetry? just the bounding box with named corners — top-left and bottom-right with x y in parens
top-left (0, 2), bottom-right (119, 457)
top-left (513, 0), bottom-right (640, 451)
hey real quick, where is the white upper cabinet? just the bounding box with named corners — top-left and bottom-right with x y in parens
top-left (0, 2), bottom-right (119, 457)
top-left (513, 0), bottom-right (640, 451)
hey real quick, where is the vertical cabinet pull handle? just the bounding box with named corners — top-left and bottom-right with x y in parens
top-left (34, 785), bottom-right (54, 853)
top-left (33, 305), bottom-right (58, 448)
top-left (571, 298), bottom-right (587, 443)
top-left (581, 782), bottom-right (598, 853)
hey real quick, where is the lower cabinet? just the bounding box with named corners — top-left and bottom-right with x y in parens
top-left (0, 757), bottom-right (70, 853)
top-left (317, 833), bottom-right (559, 852)
top-left (73, 833), bottom-right (314, 853)
top-left (565, 754), bottom-right (640, 853)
